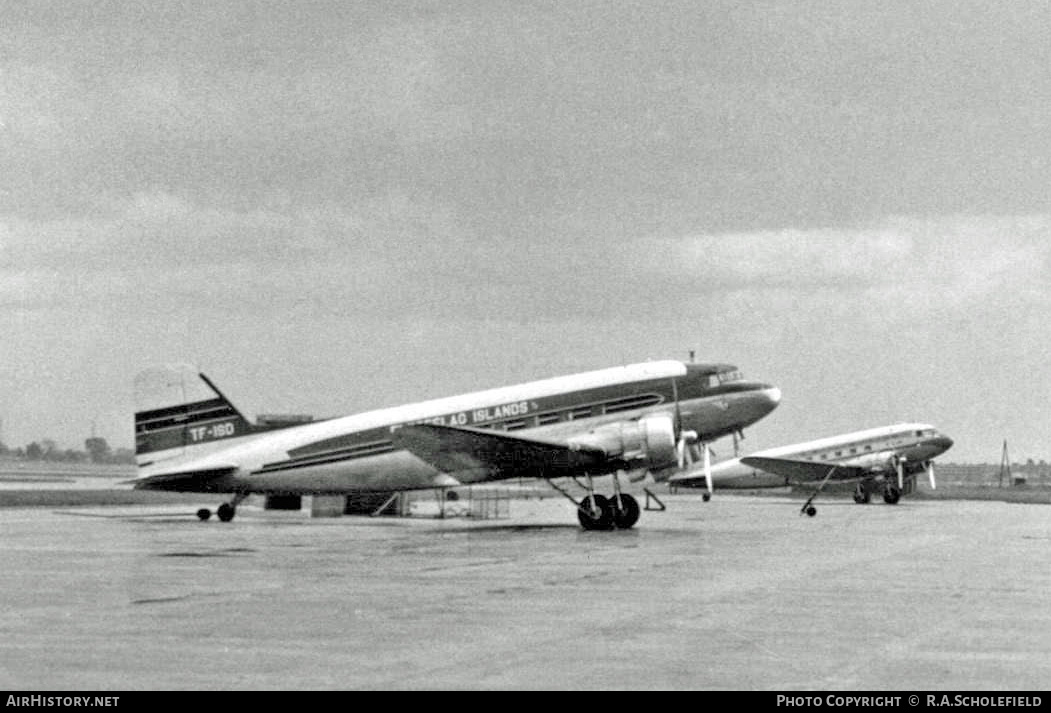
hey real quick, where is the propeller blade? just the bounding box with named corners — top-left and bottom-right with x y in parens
top-left (703, 443), bottom-right (712, 495)
top-left (676, 429), bottom-right (699, 469)
top-left (928, 462), bottom-right (936, 490)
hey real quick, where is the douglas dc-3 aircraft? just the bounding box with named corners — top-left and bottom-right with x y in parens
top-left (669, 423), bottom-right (954, 516)
top-left (132, 360), bottom-right (781, 529)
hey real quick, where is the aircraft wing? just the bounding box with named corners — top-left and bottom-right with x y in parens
top-left (740, 456), bottom-right (869, 483)
top-left (392, 423), bottom-right (610, 481)
top-left (126, 466), bottom-right (241, 492)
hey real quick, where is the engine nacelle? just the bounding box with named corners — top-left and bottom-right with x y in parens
top-left (569, 413), bottom-right (678, 469)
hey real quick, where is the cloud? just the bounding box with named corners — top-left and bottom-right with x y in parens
top-left (642, 215), bottom-right (1050, 320)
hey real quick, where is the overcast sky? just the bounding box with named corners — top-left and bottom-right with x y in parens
top-left (3, 1), bottom-right (1050, 462)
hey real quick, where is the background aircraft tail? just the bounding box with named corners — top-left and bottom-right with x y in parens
top-left (134, 365), bottom-right (254, 467)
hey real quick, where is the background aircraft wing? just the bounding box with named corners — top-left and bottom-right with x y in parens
top-left (740, 456), bottom-right (868, 483)
top-left (392, 423), bottom-right (610, 480)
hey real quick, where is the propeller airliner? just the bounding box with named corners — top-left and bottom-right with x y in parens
top-left (131, 360), bottom-right (781, 529)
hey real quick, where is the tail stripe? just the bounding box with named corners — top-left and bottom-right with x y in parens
top-left (135, 398), bottom-right (241, 434)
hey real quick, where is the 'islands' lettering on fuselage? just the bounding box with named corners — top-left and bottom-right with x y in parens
top-left (396, 401), bottom-right (533, 429)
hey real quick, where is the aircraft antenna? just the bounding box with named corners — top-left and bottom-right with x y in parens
top-left (999, 440), bottom-right (1011, 489)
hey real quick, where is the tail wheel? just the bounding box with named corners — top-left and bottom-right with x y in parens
top-left (217, 503), bottom-right (236, 522)
top-left (610, 493), bottom-right (640, 529)
top-left (805, 505), bottom-right (817, 517)
top-left (577, 494), bottom-right (614, 531)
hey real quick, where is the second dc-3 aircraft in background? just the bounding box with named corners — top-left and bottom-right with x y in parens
top-left (131, 359), bottom-right (781, 529)
top-left (670, 423), bottom-right (954, 516)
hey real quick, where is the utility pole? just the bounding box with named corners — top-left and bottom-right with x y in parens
top-left (999, 440), bottom-right (1011, 489)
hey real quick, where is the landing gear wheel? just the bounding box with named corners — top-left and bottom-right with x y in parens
top-left (577, 494), bottom-right (614, 531)
top-left (610, 493), bottom-right (640, 529)
top-left (805, 505), bottom-right (817, 517)
top-left (196, 508), bottom-right (212, 521)
top-left (882, 486), bottom-right (901, 505)
top-left (853, 485), bottom-right (871, 504)
top-left (702, 493), bottom-right (711, 502)
top-left (217, 503), bottom-right (237, 522)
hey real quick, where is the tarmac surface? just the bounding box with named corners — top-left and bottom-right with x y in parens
top-left (1, 494), bottom-right (1048, 690)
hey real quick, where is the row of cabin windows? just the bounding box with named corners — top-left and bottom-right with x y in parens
top-left (475, 393), bottom-right (663, 432)
top-left (804, 443), bottom-right (878, 461)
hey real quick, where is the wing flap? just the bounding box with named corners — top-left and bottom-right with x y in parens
top-left (740, 456), bottom-right (868, 483)
top-left (392, 423), bottom-right (608, 480)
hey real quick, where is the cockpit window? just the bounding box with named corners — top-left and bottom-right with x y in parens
top-left (716, 369), bottom-right (743, 383)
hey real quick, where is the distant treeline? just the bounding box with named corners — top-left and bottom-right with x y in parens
top-left (0, 437), bottom-right (135, 464)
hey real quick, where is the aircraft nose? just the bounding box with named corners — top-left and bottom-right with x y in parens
top-left (932, 435), bottom-right (954, 452)
top-left (764, 386), bottom-right (782, 407)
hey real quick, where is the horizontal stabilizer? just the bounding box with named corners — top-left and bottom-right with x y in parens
top-left (740, 456), bottom-right (867, 483)
top-left (392, 423), bottom-right (607, 481)
top-left (126, 466), bottom-right (240, 493)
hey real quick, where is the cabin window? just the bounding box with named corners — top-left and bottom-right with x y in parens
top-left (850, 447), bottom-right (857, 454)
top-left (835, 450), bottom-right (842, 457)
top-left (602, 394), bottom-right (662, 414)
top-left (864, 445), bottom-right (872, 451)
top-left (567, 406), bottom-right (592, 420)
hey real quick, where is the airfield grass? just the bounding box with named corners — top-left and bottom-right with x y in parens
top-left (0, 490), bottom-right (207, 508)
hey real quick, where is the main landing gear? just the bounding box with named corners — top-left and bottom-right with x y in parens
top-left (196, 493), bottom-right (248, 522)
top-left (550, 473), bottom-right (642, 531)
top-left (882, 485), bottom-right (901, 505)
top-left (852, 482), bottom-right (900, 505)
top-left (577, 494), bottom-right (614, 530)
top-left (577, 492), bottom-right (641, 530)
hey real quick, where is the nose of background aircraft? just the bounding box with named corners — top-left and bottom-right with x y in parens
top-left (930, 435), bottom-right (954, 453)
top-left (763, 386), bottom-right (782, 407)
top-left (752, 385), bottom-right (781, 416)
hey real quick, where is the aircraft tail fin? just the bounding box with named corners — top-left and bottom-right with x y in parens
top-left (134, 365), bottom-right (253, 467)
